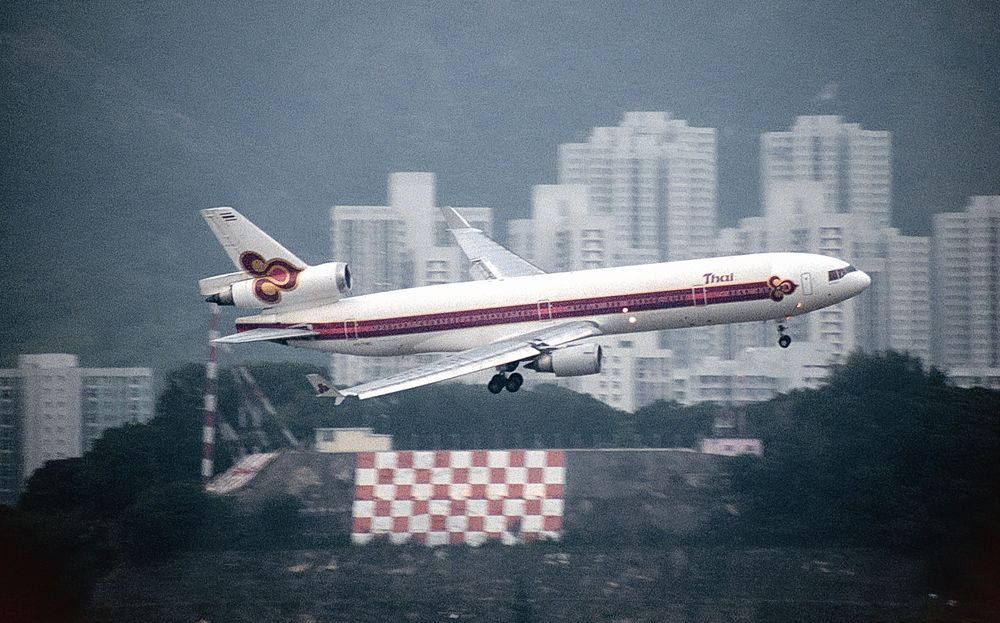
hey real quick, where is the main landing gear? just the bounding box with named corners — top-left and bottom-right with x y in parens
top-left (777, 323), bottom-right (792, 348)
top-left (488, 362), bottom-right (524, 394)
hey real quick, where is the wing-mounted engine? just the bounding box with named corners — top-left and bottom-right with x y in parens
top-left (201, 261), bottom-right (352, 309)
top-left (525, 343), bottom-right (603, 377)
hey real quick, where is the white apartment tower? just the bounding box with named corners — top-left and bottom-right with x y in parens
top-left (885, 234), bottom-right (932, 363)
top-left (552, 332), bottom-right (675, 413)
top-left (761, 115), bottom-right (892, 230)
top-left (735, 116), bottom-right (929, 365)
top-left (719, 176), bottom-right (930, 364)
top-left (18, 354), bottom-right (84, 484)
top-left (558, 112), bottom-right (718, 369)
top-left (329, 173), bottom-right (493, 386)
top-left (507, 184), bottom-right (616, 273)
top-left (558, 112), bottom-right (717, 265)
top-left (0, 354), bottom-right (153, 505)
top-left (0, 369), bottom-right (23, 504)
top-left (932, 196), bottom-right (1000, 387)
top-left (507, 185), bottom-right (682, 411)
top-left (718, 181), bottom-right (866, 360)
top-left (508, 113), bottom-right (718, 406)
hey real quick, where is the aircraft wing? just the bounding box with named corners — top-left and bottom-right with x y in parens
top-left (214, 327), bottom-right (318, 344)
top-left (442, 207), bottom-right (545, 280)
top-left (308, 320), bottom-right (602, 404)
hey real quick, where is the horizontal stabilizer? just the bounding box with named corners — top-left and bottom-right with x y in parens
top-left (213, 327), bottom-right (318, 344)
top-left (198, 271), bottom-right (250, 297)
top-left (306, 374), bottom-right (349, 405)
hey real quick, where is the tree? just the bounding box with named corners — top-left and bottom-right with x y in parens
top-left (732, 351), bottom-right (1000, 549)
top-left (115, 482), bottom-right (230, 563)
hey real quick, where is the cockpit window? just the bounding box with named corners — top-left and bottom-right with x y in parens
top-left (827, 265), bottom-right (858, 282)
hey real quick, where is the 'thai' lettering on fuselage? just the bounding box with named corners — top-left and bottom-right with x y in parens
top-left (702, 272), bottom-right (734, 285)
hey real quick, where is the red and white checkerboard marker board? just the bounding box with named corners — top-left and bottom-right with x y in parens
top-left (352, 450), bottom-right (565, 546)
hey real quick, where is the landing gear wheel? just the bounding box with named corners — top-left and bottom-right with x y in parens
top-left (487, 374), bottom-right (506, 394)
top-left (505, 372), bottom-right (524, 392)
top-left (778, 334), bottom-right (792, 348)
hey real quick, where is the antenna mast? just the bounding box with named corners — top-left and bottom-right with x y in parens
top-left (202, 303), bottom-right (220, 486)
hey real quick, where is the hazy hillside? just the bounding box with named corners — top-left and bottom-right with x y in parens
top-left (2, 1), bottom-right (998, 371)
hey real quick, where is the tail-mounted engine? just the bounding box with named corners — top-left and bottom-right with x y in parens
top-left (201, 261), bottom-right (352, 309)
top-left (526, 343), bottom-right (603, 377)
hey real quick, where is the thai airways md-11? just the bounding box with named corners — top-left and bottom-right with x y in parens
top-left (199, 207), bottom-right (870, 404)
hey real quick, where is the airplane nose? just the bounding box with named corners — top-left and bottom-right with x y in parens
top-left (857, 270), bottom-right (872, 292)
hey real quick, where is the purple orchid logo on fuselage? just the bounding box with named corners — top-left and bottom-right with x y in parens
top-left (768, 275), bottom-right (798, 302)
top-left (240, 251), bottom-right (302, 304)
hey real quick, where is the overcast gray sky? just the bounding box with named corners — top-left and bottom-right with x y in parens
top-left (2, 1), bottom-right (998, 370)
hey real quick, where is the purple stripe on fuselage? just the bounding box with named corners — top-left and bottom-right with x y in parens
top-left (237, 280), bottom-right (776, 340)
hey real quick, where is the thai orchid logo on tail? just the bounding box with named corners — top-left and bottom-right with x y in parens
top-left (240, 251), bottom-right (302, 304)
top-left (767, 275), bottom-right (797, 302)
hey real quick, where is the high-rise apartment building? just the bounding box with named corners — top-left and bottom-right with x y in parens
top-left (731, 116), bottom-right (927, 366)
top-left (0, 373), bottom-right (22, 505)
top-left (761, 115), bottom-right (892, 230)
top-left (552, 332), bottom-right (674, 413)
top-left (675, 342), bottom-right (836, 405)
top-left (507, 184), bottom-right (616, 273)
top-left (17, 354), bottom-right (84, 482)
top-left (932, 196), bottom-right (1000, 388)
top-left (507, 184), bottom-right (678, 411)
top-left (81, 368), bottom-right (156, 451)
top-left (0, 354), bottom-right (154, 505)
top-left (718, 179), bottom-right (930, 363)
top-left (329, 173), bottom-right (493, 386)
top-left (885, 234), bottom-right (932, 363)
top-left (506, 113), bottom-right (719, 406)
top-left (557, 112), bottom-right (718, 368)
top-left (558, 111), bottom-right (717, 265)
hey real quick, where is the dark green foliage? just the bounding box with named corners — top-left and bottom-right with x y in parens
top-left (341, 382), bottom-right (622, 449)
top-left (733, 351), bottom-right (1000, 546)
top-left (512, 573), bottom-right (536, 623)
top-left (239, 494), bottom-right (303, 548)
top-left (18, 457), bottom-right (95, 516)
top-left (730, 351), bottom-right (1000, 603)
top-left (12, 353), bottom-right (1000, 617)
top-left (236, 362), bottom-right (341, 443)
top-left (632, 401), bottom-right (717, 447)
top-left (152, 363), bottom-right (241, 478)
top-left (116, 482), bottom-right (231, 563)
top-left (0, 506), bottom-right (96, 623)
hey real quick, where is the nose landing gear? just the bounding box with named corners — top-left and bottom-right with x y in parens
top-left (777, 323), bottom-right (792, 348)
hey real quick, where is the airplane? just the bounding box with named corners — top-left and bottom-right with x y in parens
top-left (199, 207), bottom-right (871, 404)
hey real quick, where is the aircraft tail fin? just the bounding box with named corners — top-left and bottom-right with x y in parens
top-left (306, 374), bottom-right (349, 405)
top-left (201, 207), bottom-right (307, 271)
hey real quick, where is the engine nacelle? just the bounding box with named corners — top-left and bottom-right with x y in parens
top-left (527, 343), bottom-right (603, 377)
top-left (205, 262), bottom-right (352, 309)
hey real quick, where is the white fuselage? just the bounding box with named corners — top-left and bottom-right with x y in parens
top-left (236, 252), bottom-right (871, 356)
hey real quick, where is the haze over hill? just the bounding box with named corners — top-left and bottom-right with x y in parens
top-left (2, 1), bottom-right (999, 372)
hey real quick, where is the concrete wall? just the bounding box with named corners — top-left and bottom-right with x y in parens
top-left (314, 428), bottom-right (392, 453)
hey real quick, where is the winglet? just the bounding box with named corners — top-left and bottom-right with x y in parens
top-left (441, 206), bottom-right (473, 230)
top-left (306, 373), bottom-right (348, 405)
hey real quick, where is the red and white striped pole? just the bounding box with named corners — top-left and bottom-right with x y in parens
top-left (202, 303), bottom-right (220, 486)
